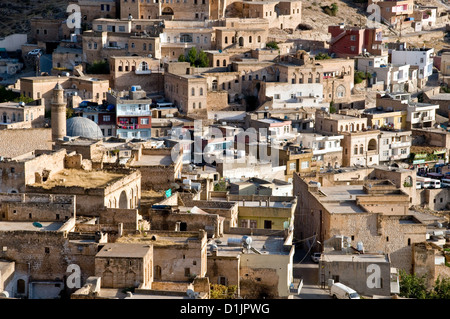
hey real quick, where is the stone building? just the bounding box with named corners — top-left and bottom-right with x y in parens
top-left (0, 101), bottom-right (45, 130)
top-left (319, 236), bottom-right (399, 297)
top-left (26, 166), bottom-right (142, 216)
top-left (116, 230), bottom-right (208, 284)
top-left (109, 56), bottom-right (163, 93)
top-left (0, 213), bottom-right (107, 299)
top-left (95, 243), bottom-right (153, 289)
top-left (82, 30), bottom-right (161, 65)
top-left (19, 75), bottom-right (110, 112)
top-left (293, 173), bottom-right (428, 273)
top-left (207, 229), bottom-right (296, 299)
top-left (77, 0), bottom-right (118, 28)
top-left (127, 146), bottom-right (183, 191)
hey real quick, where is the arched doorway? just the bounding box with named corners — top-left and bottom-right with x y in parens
top-left (238, 37), bottom-right (244, 46)
top-left (162, 7), bottom-right (174, 15)
top-left (154, 265), bottom-right (162, 280)
top-left (17, 279), bottom-right (26, 295)
top-left (368, 139), bottom-right (377, 151)
top-left (119, 190), bottom-right (128, 209)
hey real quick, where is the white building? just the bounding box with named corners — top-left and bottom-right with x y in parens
top-left (390, 48), bottom-right (434, 86)
top-left (263, 82), bottom-right (328, 109)
top-left (298, 133), bottom-right (343, 168)
top-left (406, 102), bottom-right (439, 129)
top-left (355, 55), bottom-right (417, 92)
top-left (378, 130), bottom-right (412, 162)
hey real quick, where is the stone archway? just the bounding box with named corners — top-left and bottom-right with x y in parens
top-left (368, 138), bottom-right (377, 151)
top-left (162, 7), bottom-right (174, 15)
top-left (119, 190), bottom-right (128, 209)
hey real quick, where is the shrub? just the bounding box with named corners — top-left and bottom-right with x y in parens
top-left (266, 41), bottom-right (279, 50)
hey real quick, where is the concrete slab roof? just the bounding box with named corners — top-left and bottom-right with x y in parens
top-left (96, 243), bottom-right (152, 258)
top-left (0, 221), bottom-right (64, 232)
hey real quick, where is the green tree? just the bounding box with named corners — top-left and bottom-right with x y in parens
top-left (187, 47), bottom-right (198, 66)
top-left (178, 54), bottom-right (186, 62)
top-left (399, 270), bottom-right (428, 299)
top-left (86, 60), bottom-right (110, 74)
top-left (196, 49), bottom-right (209, 67)
top-left (315, 53), bottom-right (331, 60)
top-left (13, 95), bottom-right (34, 104)
top-left (210, 284), bottom-right (238, 299)
top-left (266, 41), bottom-right (279, 50)
top-left (329, 101), bottom-right (336, 113)
top-left (0, 86), bottom-right (19, 102)
top-left (429, 276), bottom-right (450, 299)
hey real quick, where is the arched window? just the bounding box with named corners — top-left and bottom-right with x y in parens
top-left (336, 85), bottom-right (346, 98)
top-left (225, 36), bottom-right (228, 44)
top-left (359, 144), bottom-right (364, 154)
top-left (199, 87), bottom-right (203, 95)
top-left (249, 36), bottom-right (252, 43)
top-left (139, 61), bottom-right (149, 71)
top-left (258, 36), bottom-right (261, 42)
top-left (223, 59), bottom-right (226, 67)
top-left (191, 88), bottom-right (195, 96)
top-left (368, 139), bottom-right (377, 151)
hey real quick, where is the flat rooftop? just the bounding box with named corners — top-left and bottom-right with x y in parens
top-left (129, 154), bottom-right (174, 166)
top-left (96, 243), bottom-right (152, 258)
top-left (323, 252), bottom-right (389, 263)
top-left (210, 233), bottom-right (289, 257)
top-left (32, 169), bottom-right (126, 189)
top-left (0, 221), bottom-right (64, 232)
top-left (317, 185), bottom-right (367, 214)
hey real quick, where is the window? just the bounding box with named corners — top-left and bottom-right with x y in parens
top-left (350, 35), bottom-right (356, 41)
top-left (301, 161), bottom-right (309, 169)
top-left (103, 115), bottom-right (110, 122)
top-left (191, 88), bottom-right (195, 96)
top-left (141, 118), bottom-right (149, 125)
top-left (184, 268), bottom-right (190, 277)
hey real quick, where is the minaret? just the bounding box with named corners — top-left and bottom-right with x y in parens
top-left (51, 83), bottom-right (66, 141)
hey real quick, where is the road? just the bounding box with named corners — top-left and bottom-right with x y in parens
top-left (292, 246), bottom-right (332, 299)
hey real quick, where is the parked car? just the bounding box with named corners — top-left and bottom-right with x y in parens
top-left (330, 283), bottom-right (360, 299)
top-left (27, 49), bottom-right (42, 56)
top-left (311, 252), bottom-right (321, 263)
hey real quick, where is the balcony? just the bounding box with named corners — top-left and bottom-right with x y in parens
top-left (135, 69), bottom-right (152, 75)
top-left (390, 141), bottom-right (410, 148)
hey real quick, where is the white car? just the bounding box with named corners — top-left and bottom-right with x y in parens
top-left (27, 49), bottom-right (42, 56)
top-left (311, 252), bottom-right (321, 263)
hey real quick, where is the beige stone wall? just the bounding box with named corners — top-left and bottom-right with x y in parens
top-left (0, 231), bottom-right (70, 281)
top-left (0, 104), bottom-right (45, 129)
top-left (293, 173), bottom-right (427, 272)
top-left (95, 245), bottom-right (153, 289)
top-left (207, 254), bottom-right (240, 287)
top-left (0, 194), bottom-right (76, 222)
top-left (164, 72), bottom-right (208, 114)
top-left (150, 230), bottom-right (208, 282)
top-left (341, 131), bottom-right (380, 167)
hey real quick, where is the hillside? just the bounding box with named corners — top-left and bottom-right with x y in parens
top-left (271, 0), bottom-right (450, 51)
top-left (0, 0), bottom-right (68, 37)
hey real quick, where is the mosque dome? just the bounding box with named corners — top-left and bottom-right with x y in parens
top-left (66, 116), bottom-right (103, 139)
